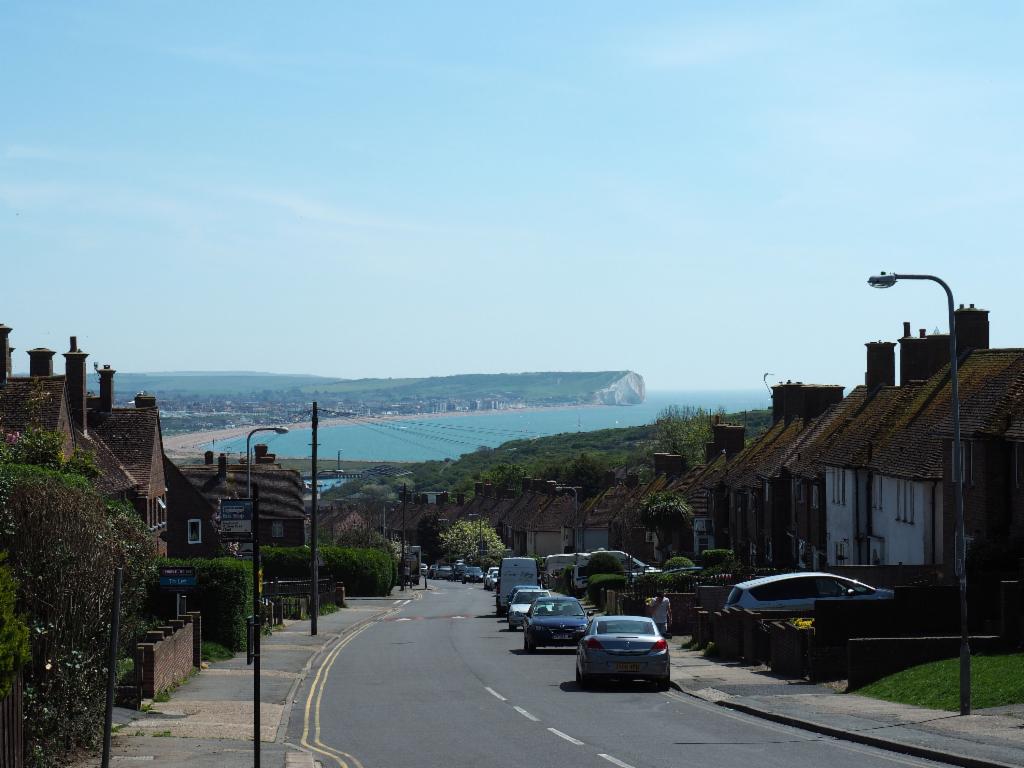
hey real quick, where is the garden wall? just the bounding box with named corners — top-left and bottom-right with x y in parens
top-left (847, 635), bottom-right (1002, 689)
top-left (136, 613), bottom-right (201, 699)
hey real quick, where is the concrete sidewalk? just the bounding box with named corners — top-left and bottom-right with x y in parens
top-left (76, 594), bottom-right (414, 768)
top-left (669, 648), bottom-right (1024, 768)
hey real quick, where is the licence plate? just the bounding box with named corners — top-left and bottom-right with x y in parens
top-left (553, 633), bottom-right (573, 640)
top-left (613, 663), bottom-right (642, 673)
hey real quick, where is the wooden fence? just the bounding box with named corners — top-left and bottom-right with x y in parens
top-left (0, 670), bottom-right (23, 768)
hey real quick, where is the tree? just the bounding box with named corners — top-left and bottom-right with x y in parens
top-left (416, 513), bottom-right (444, 562)
top-left (587, 551), bottom-right (624, 575)
top-left (653, 406), bottom-right (722, 469)
top-left (478, 463), bottom-right (526, 495)
top-left (639, 491), bottom-right (693, 563)
top-left (439, 520), bottom-right (505, 566)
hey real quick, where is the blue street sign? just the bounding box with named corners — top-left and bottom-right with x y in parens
top-left (159, 566), bottom-right (197, 591)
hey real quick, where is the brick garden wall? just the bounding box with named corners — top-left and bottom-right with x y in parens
top-left (847, 635), bottom-right (1002, 690)
top-left (137, 613), bottom-right (202, 699)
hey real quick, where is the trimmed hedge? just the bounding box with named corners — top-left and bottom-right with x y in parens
top-left (261, 546), bottom-right (396, 596)
top-left (587, 573), bottom-right (626, 608)
top-left (700, 549), bottom-right (736, 568)
top-left (155, 558), bottom-right (251, 651)
top-left (587, 552), bottom-right (624, 575)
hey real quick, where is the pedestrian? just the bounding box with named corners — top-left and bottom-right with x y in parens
top-left (400, 561), bottom-right (410, 591)
top-left (648, 591), bottom-right (671, 637)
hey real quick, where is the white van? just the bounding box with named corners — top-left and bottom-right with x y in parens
top-left (495, 557), bottom-right (539, 615)
top-left (542, 553), bottom-right (578, 586)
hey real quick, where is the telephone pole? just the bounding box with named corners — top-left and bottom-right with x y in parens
top-left (310, 401), bottom-right (319, 636)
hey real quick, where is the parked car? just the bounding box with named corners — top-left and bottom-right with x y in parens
top-left (506, 588), bottom-right (551, 630)
top-left (522, 596), bottom-right (588, 652)
top-left (463, 566), bottom-right (484, 583)
top-left (484, 567), bottom-right (499, 590)
top-left (435, 565), bottom-right (453, 580)
top-left (725, 572), bottom-right (894, 611)
top-left (575, 615), bottom-right (670, 691)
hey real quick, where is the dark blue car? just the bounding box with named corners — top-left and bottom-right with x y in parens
top-left (522, 596), bottom-right (588, 652)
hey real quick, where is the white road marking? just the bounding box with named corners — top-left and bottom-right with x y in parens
top-left (513, 706), bottom-right (539, 721)
top-left (485, 687), bottom-right (506, 701)
top-left (395, 618), bottom-right (412, 622)
top-left (598, 755), bottom-right (636, 768)
top-left (547, 728), bottom-right (584, 745)
top-left (451, 615), bottom-right (465, 619)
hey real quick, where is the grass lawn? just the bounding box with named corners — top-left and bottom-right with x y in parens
top-left (201, 640), bottom-right (235, 662)
top-left (857, 653), bottom-right (1024, 711)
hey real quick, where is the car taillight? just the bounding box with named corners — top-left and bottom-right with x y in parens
top-left (650, 638), bottom-right (668, 652)
top-left (585, 637), bottom-right (604, 650)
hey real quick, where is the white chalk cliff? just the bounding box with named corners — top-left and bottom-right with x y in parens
top-left (593, 372), bottom-right (645, 405)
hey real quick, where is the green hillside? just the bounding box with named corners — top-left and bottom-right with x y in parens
top-left (98, 370), bottom-right (635, 403)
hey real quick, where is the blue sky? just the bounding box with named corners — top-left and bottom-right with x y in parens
top-left (2, 2), bottom-right (1022, 390)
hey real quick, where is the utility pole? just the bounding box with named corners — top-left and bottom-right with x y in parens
top-left (401, 484), bottom-right (407, 591)
top-left (311, 401), bottom-right (319, 636)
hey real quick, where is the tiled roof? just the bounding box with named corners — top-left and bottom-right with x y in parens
top-left (75, 427), bottom-right (136, 496)
top-left (932, 350), bottom-right (1024, 439)
top-left (784, 387), bottom-right (869, 478)
top-left (720, 418), bottom-right (804, 489)
top-left (0, 376), bottom-right (69, 434)
top-left (89, 408), bottom-right (164, 497)
top-left (179, 464), bottom-right (305, 520)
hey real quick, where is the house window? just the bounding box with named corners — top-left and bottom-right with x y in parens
top-left (840, 470), bottom-right (847, 505)
top-left (272, 521), bottom-right (284, 539)
top-left (835, 540), bottom-right (848, 562)
top-left (794, 480), bottom-right (804, 503)
top-left (811, 484), bottom-right (820, 510)
top-left (187, 519), bottom-right (202, 545)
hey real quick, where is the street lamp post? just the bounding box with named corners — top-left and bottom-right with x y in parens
top-left (868, 271), bottom-right (970, 715)
top-left (556, 486), bottom-right (580, 590)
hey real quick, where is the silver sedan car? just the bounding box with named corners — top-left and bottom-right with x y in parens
top-left (575, 615), bottom-right (670, 691)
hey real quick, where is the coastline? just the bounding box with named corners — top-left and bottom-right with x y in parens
top-left (162, 403), bottom-right (607, 458)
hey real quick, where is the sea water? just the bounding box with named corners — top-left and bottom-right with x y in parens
top-left (204, 389), bottom-right (769, 462)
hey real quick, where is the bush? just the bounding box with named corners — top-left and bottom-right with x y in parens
top-left (587, 552), bottom-right (624, 575)
top-left (663, 556), bottom-right (695, 570)
top-left (586, 573), bottom-right (626, 608)
top-left (700, 549), bottom-right (737, 568)
top-left (558, 565), bottom-right (574, 596)
top-left (154, 558), bottom-right (250, 651)
top-left (0, 463), bottom-right (155, 767)
top-left (261, 545), bottom-right (396, 596)
top-left (0, 555), bottom-right (29, 699)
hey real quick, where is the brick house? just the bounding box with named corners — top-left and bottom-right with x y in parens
top-left (176, 451), bottom-right (306, 548)
top-left (0, 328), bottom-right (169, 552)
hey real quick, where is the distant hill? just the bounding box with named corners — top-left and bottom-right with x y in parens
top-left (96, 370), bottom-right (645, 405)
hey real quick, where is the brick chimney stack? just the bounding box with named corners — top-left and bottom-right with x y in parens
top-left (955, 304), bottom-right (989, 354)
top-left (204, 450), bottom-right (214, 465)
top-left (134, 392), bottom-right (157, 409)
top-left (705, 423), bottom-right (745, 462)
top-left (98, 365), bottom-right (116, 412)
top-left (27, 348), bottom-right (54, 377)
top-left (217, 453), bottom-right (227, 479)
top-left (865, 341), bottom-right (896, 390)
top-left (0, 324), bottom-right (11, 386)
top-left (63, 337), bottom-right (88, 433)
top-left (771, 382), bottom-right (845, 424)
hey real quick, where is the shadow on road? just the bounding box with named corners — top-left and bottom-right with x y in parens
top-left (558, 680), bottom-right (666, 694)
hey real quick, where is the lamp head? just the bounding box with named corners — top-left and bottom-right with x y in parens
top-left (273, 427), bottom-right (289, 434)
top-left (868, 273), bottom-right (897, 289)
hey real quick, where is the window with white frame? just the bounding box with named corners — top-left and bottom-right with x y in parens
top-left (794, 479), bottom-right (804, 503)
top-left (811, 484), bottom-right (820, 510)
top-left (272, 521), bottom-right (284, 538)
top-left (840, 469), bottom-right (847, 505)
top-left (872, 476), bottom-right (882, 513)
top-left (835, 540), bottom-right (848, 562)
top-left (187, 519), bottom-right (202, 544)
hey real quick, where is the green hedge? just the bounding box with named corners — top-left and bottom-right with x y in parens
top-left (261, 546), bottom-right (396, 596)
top-left (586, 573), bottom-right (626, 608)
top-left (155, 558), bottom-right (251, 651)
top-left (0, 556), bottom-right (29, 699)
top-left (700, 549), bottom-right (736, 568)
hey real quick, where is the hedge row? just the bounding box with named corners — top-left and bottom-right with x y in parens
top-left (261, 546), bottom-right (396, 596)
top-left (0, 555), bottom-right (29, 699)
top-left (586, 573), bottom-right (626, 608)
top-left (154, 558), bottom-right (251, 651)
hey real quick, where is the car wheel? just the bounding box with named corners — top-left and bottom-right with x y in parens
top-left (656, 676), bottom-right (671, 692)
top-left (576, 666), bottom-right (592, 690)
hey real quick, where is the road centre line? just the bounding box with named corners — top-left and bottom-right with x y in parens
top-left (547, 728), bottom-right (584, 745)
top-left (485, 687), bottom-right (507, 701)
top-left (598, 755), bottom-right (636, 768)
top-left (514, 705), bottom-right (539, 721)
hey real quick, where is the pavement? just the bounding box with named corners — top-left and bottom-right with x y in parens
top-left (668, 646), bottom-right (1024, 768)
top-left (71, 591), bottom-right (420, 768)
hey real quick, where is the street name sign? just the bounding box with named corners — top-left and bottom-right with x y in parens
top-left (220, 499), bottom-right (253, 540)
top-left (159, 566), bottom-right (197, 591)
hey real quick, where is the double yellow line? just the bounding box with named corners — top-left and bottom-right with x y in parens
top-left (300, 599), bottom-right (413, 767)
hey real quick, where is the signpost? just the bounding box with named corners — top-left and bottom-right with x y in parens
top-left (158, 566), bottom-right (196, 616)
top-left (219, 499), bottom-right (253, 538)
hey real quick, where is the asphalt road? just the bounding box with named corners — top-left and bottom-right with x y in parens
top-left (289, 581), bottom-right (953, 768)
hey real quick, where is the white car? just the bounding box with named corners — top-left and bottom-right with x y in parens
top-left (725, 572), bottom-right (894, 611)
top-left (506, 589), bottom-right (550, 630)
top-left (484, 567), bottom-right (499, 591)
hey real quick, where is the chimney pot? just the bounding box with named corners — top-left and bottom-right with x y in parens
top-left (919, 329), bottom-right (926, 338)
top-left (903, 321), bottom-right (911, 337)
top-left (97, 365), bottom-right (116, 412)
top-left (970, 303), bottom-right (975, 309)
top-left (0, 324), bottom-right (11, 386)
top-left (217, 453), bottom-right (227, 478)
top-left (204, 450), bottom-right (214, 465)
top-left (27, 347), bottom-right (55, 377)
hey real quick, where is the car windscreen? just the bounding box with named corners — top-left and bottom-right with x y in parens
top-left (532, 601), bottom-right (584, 617)
top-left (511, 591), bottom-right (546, 604)
top-left (596, 619), bottom-right (654, 635)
